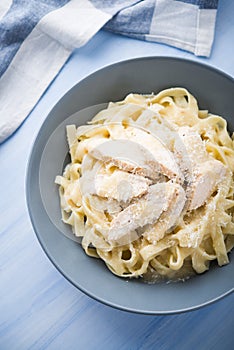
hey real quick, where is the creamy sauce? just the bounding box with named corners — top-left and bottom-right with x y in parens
top-left (142, 260), bottom-right (195, 284)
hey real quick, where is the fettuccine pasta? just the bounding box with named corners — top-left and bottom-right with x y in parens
top-left (55, 88), bottom-right (234, 281)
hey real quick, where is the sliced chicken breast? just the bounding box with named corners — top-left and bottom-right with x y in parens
top-left (188, 159), bottom-right (227, 210)
top-left (90, 139), bottom-right (160, 180)
top-left (177, 126), bottom-right (208, 164)
top-left (142, 184), bottom-right (186, 244)
top-left (173, 126), bottom-right (208, 180)
top-left (173, 126), bottom-right (226, 210)
top-left (108, 182), bottom-right (185, 245)
top-left (89, 125), bottom-right (183, 182)
top-left (94, 169), bottom-right (152, 202)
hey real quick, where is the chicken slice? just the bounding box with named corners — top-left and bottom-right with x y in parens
top-left (90, 126), bottom-right (183, 182)
top-left (108, 182), bottom-right (184, 245)
top-left (77, 124), bottom-right (183, 182)
top-left (142, 184), bottom-right (186, 244)
top-left (109, 125), bottom-right (183, 181)
top-left (90, 139), bottom-right (158, 179)
top-left (177, 126), bottom-right (208, 162)
top-left (79, 155), bottom-right (152, 202)
top-left (173, 126), bottom-right (226, 211)
top-left (94, 169), bottom-right (152, 202)
top-left (88, 195), bottom-right (122, 215)
top-left (188, 159), bottom-right (227, 210)
top-left (174, 126), bottom-right (208, 179)
top-left (172, 127), bottom-right (227, 210)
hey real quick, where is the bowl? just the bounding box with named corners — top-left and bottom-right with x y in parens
top-left (26, 57), bottom-right (234, 314)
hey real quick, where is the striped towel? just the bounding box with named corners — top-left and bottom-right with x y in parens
top-left (0, 0), bottom-right (219, 143)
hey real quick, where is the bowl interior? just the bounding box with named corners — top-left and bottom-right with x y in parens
top-left (27, 57), bottom-right (234, 314)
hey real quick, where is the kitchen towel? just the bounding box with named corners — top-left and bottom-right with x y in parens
top-left (0, 0), bottom-right (219, 143)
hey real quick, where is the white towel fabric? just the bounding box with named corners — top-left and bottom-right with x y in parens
top-left (0, 0), bottom-right (219, 143)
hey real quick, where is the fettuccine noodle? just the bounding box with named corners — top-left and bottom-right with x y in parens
top-left (55, 88), bottom-right (234, 281)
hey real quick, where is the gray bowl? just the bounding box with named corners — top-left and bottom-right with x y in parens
top-left (26, 57), bottom-right (234, 314)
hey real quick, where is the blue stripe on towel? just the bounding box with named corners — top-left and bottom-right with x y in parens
top-left (176, 0), bottom-right (218, 9)
top-left (104, 0), bottom-right (155, 36)
top-left (0, 0), bottom-right (69, 78)
top-left (90, 0), bottom-right (141, 15)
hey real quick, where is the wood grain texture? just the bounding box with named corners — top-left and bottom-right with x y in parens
top-left (1, 1), bottom-right (234, 349)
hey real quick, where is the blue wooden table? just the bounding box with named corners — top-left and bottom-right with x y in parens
top-left (1, 1), bottom-right (234, 349)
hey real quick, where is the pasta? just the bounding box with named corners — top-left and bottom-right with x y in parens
top-left (55, 88), bottom-right (234, 282)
